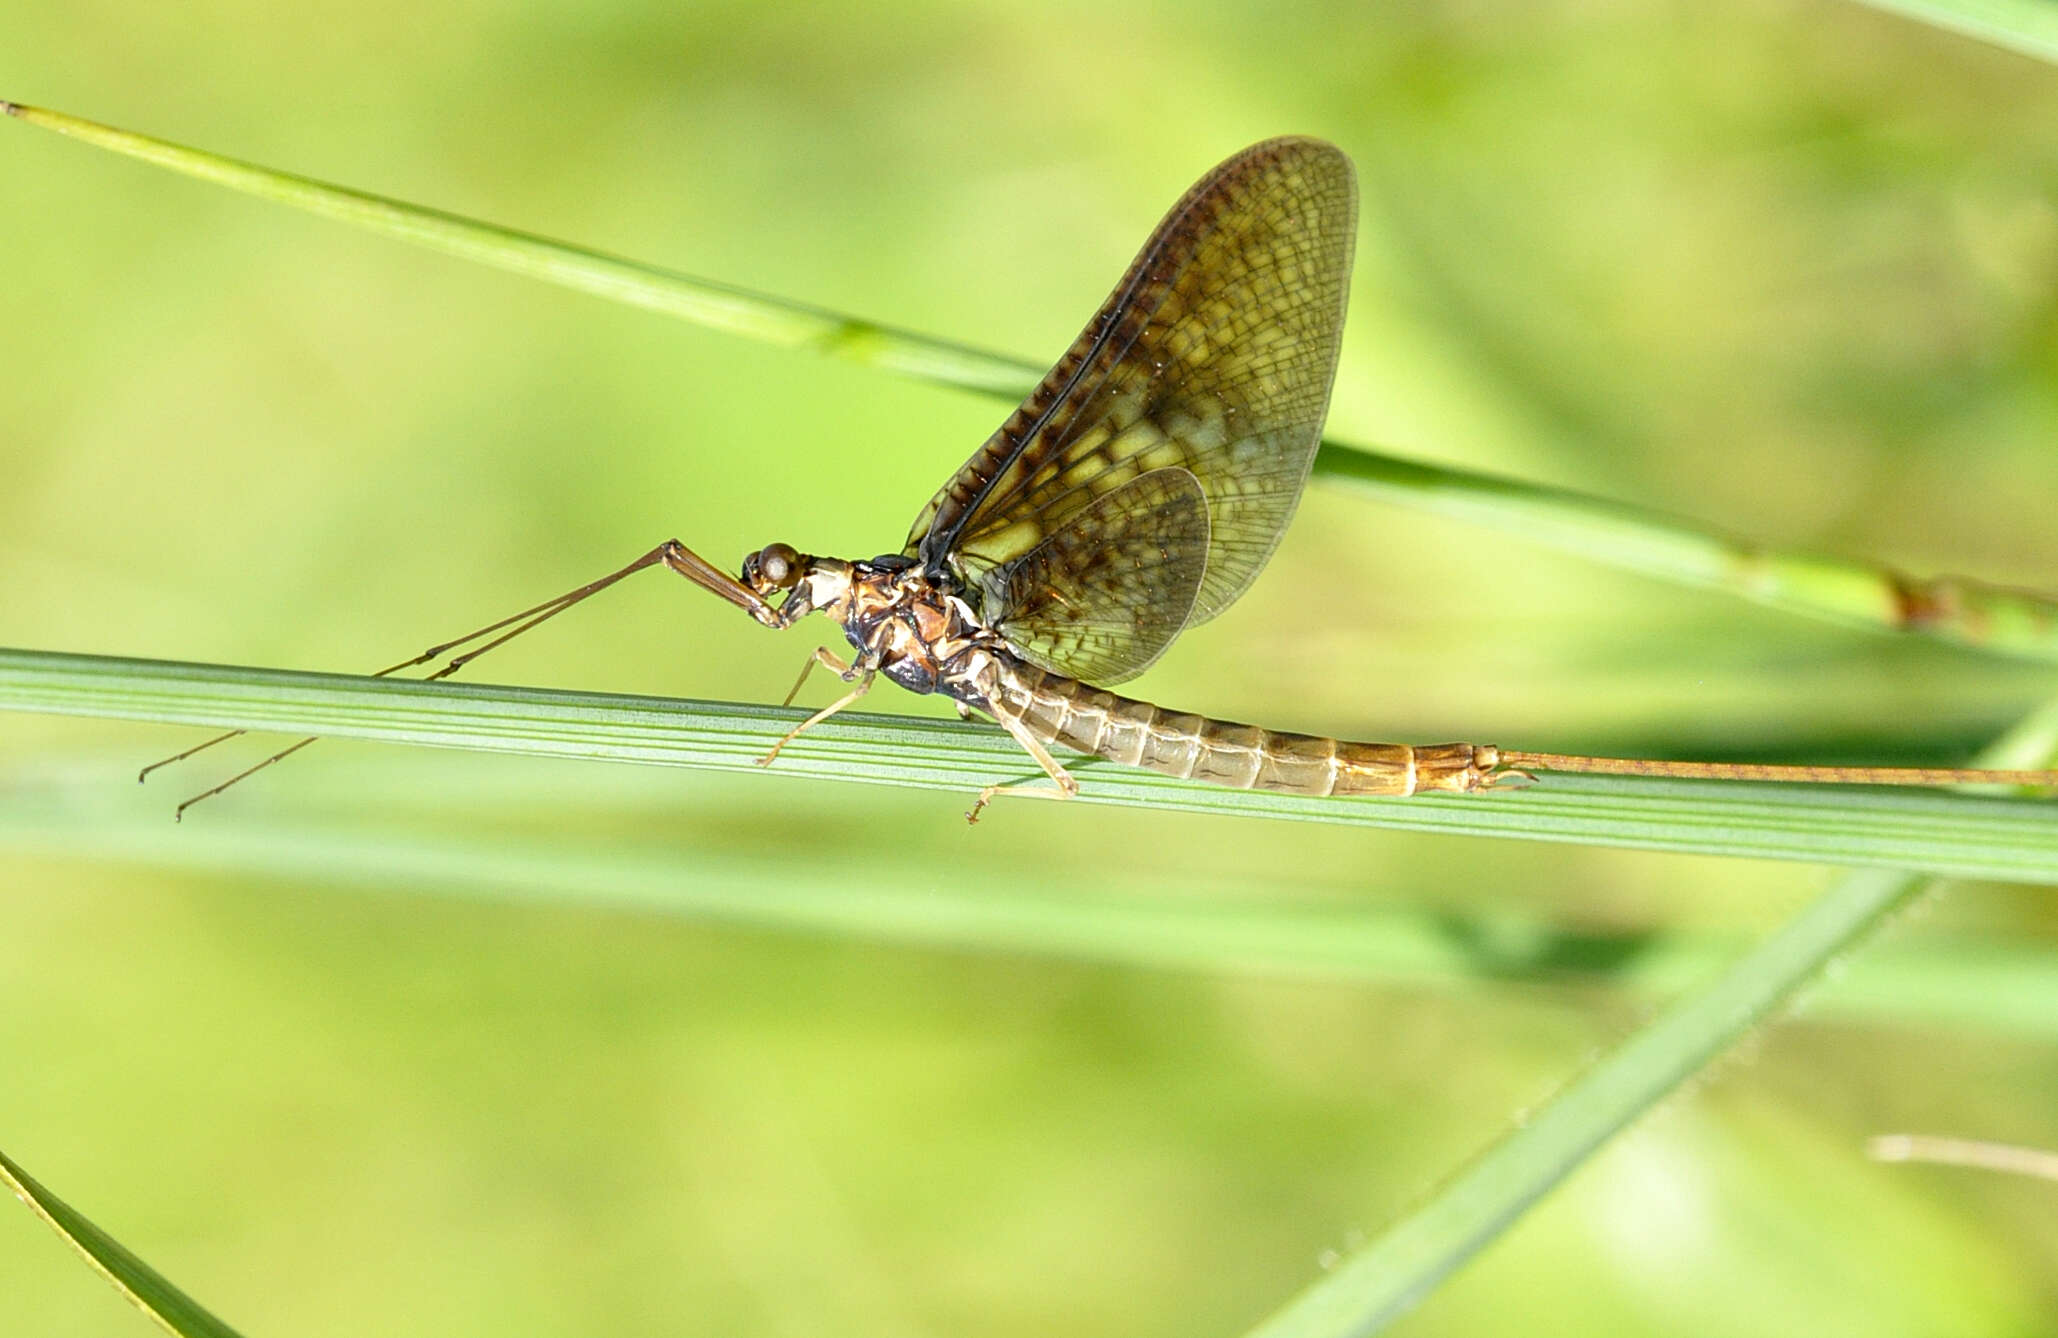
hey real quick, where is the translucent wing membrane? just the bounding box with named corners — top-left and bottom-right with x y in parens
top-left (906, 136), bottom-right (1356, 675)
top-left (982, 466), bottom-right (1210, 684)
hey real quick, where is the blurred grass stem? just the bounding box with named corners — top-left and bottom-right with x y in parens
top-left (9, 101), bottom-right (2058, 664)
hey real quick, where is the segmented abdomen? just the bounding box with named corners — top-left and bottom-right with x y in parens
top-left (987, 655), bottom-right (1496, 796)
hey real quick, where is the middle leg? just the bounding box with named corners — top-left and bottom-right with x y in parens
top-left (780, 645), bottom-right (856, 707)
top-left (758, 656), bottom-right (876, 768)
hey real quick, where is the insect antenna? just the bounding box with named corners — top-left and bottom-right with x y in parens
top-left (144, 544), bottom-right (686, 818)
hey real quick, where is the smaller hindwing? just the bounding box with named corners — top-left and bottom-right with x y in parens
top-left (981, 466), bottom-right (1210, 685)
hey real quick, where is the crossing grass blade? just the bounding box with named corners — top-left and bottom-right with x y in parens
top-left (1, 1147), bottom-right (248, 1338)
top-left (1848, 0), bottom-right (2058, 63)
top-left (1235, 706), bottom-right (2058, 1337)
top-left (9, 100), bottom-right (2058, 664)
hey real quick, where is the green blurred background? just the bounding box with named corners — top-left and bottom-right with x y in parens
top-left (6, 0), bottom-right (2058, 1333)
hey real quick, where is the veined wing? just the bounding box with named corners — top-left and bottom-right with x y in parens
top-left (906, 137), bottom-right (1356, 655)
top-left (981, 466), bottom-right (1209, 684)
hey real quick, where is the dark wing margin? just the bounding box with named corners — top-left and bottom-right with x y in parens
top-left (906, 137), bottom-right (1356, 633)
top-left (980, 466), bottom-right (1210, 684)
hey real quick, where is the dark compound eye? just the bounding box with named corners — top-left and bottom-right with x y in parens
top-left (752, 542), bottom-right (801, 589)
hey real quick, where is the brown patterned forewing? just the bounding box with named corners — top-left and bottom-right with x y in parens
top-left (906, 137), bottom-right (1355, 634)
top-left (981, 467), bottom-right (1209, 684)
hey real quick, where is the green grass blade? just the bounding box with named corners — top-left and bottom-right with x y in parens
top-left (10, 101), bottom-right (2058, 664)
top-left (1313, 449), bottom-right (2058, 659)
top-left (1239, 713), bottom-right (2058, 1337)
top-left (0, 102), bottom-right (1031, 400)
top-left (1848, 0), bottom-right (2058, 63)
top-left (1245, 870), bottom-right (1932, 1336)
top-left (7, 647), bottom-right (2058, 881)
top-left (1, 1147), bottom-right (248, 1338)
top-left (10, 757), bottom-right (2058, 1038)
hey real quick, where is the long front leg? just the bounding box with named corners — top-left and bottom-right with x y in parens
top-left (145, 538), bottom-right (775, 816)
top-left (966, 705), bottom-right (1080, 824)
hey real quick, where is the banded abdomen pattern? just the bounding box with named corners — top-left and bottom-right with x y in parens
top-left (988, 654), bottom-right (1497, 796)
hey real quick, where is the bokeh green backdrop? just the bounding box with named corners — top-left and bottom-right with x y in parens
top-left (5, 1), bottom-right (2058, 1334)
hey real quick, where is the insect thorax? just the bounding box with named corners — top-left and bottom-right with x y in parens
top-left (834, 561), bottom-right (999, 702)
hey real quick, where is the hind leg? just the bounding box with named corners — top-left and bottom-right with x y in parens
top-left (965, 706), bottom-right (1079, 824)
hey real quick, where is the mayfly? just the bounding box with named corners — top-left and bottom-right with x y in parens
top-left (148, 137), bottom-right (2058, 819)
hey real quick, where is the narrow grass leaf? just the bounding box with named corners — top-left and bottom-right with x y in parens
top-left (7, 647), bottom-right (2058, 881)
top-left (0, 1147), bottom-right (248, 1338)
top-left (9, 100), bottom-right (2058, 663)
top-left (1238, 709), bottom-right (2058, 1337)
top-left (1849, 0), bottom-right (2058, 63)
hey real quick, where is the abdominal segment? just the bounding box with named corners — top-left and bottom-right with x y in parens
top-left (984, 654), bottom-right (1496, 797)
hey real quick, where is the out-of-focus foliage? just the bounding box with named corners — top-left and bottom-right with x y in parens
top-left (4, 2), bottom-right (2057, 1335)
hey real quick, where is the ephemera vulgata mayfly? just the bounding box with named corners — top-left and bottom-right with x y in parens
top-left (149, 137), bottom-right (2058, 820)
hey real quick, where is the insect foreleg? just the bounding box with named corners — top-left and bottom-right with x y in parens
top-left (145, 540), bottom-right (737, 815)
